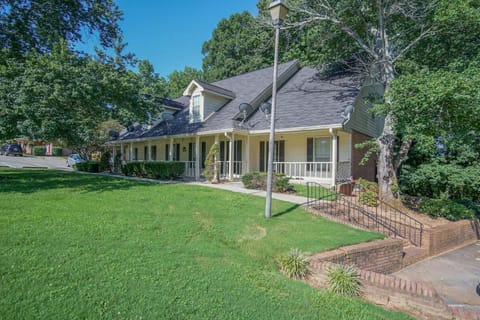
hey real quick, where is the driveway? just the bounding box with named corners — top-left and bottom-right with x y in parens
top-left (0, 155), bottom-right (72, 170)
top-left (395, 241), bottom-right (480, 306)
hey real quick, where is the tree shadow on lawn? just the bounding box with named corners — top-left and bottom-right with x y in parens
top-left (0, 169), bottom-right (168, 194)
top-left (272, 204), bottom-right (301, 218)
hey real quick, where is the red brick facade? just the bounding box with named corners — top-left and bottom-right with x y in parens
top-left (351, 130), bottom-right (377, 182)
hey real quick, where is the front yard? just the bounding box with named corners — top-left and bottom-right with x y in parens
top-left (0, 169), bottom-right (411, 319)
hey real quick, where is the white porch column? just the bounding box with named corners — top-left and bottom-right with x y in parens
top-left (169, 138), bottom-right (173, 161)
top-left (214, 134), bottom-right (219, 181)
top-left (147, 141), bottom-right (152, 161)
top-left (129, 142), bottom-right (133, 161)
top-left (246, 135), bottom-right (250, 174)
top-left (331, 130), bottom-right (338, 186)
top-left (195, 136), bottom-right (200, 181)
top-left (229, 133), bottom-right (234, 180)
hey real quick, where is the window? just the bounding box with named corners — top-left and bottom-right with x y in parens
top-left (307, 137), bottom-right (331, 163)
top-left (151, 145), bottom-right (157, 160)
top-left (165, 144), bottom-right (180, 161)
top-left (133, 148), bottom-right (138, 161)
top-left (190, 95), bottom-right (201, 123)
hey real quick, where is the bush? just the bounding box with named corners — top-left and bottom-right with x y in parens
top-left (278, 248), bottom-right (309, 279)
top-left (74, 162), bottom-right (100, 173)
top-left (401, 163), bottom-right (480, 202)
top-left (52, 147), bottom-right (62, 157)
top-left (242, 172), bottom-right (293, 193)
top-left (326, 264), bottom-right (361, 297)
top-left (203, 143), bottom-right (220, 182)
top-left (121, 162), bottom-right (185, 180)
top-left (357, 178), bottom-right (378, 207)
top-left (33, 146), bottom-right (45, 156)
top-left (99, 151), bottom-right (111, 172)
top-left (419, 198), bottom-right (475, 221)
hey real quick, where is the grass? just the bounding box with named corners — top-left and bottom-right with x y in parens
top-left (292, 183), bottom-right (338, 200)
top-left (0, 169), bottom-right (411, 319)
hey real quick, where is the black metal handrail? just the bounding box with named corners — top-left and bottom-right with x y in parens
top-left (306, 182), bottom-right (424, 247)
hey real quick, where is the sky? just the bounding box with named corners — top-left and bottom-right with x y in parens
top-left (80, 0), bottom-right (260, 78)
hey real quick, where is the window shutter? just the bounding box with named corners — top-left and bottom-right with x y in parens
top-left (307, 138), bottom-right (313, 162)
top-left (201, 142), bottom-right (206, 168)
top-left (165, 144), bottom-right (169, 161)
top-left (259, 141), bottom-right (265, 172)
top-left (279, 140), bottom-right (285, 162)
top-left (175, 144), bottom-right (180, 161)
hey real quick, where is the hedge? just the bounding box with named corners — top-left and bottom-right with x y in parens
top-left (400, 163), bottom-right (480, 202)
top-left (52, 147), bottom-right (62, 157)
top-left (419, 198), bottom-right (475, 221)
top-left (242, 171), bottom-right (293, 193)
top-left (33, 146), bottom-right (45, 156)
top-left (74, 162), bottom-right (100, 173)
top-left (121, 161), bottom-right (185, 180)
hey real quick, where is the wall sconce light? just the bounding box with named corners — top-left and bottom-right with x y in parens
top-left (182, 146), bottom-right (187, 152)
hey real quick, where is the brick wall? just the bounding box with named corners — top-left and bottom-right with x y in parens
top-left (309, 238), bottom-right (404, 274)
top-left (423, 220), bottom-right (479, 256)
top-left (351, 130), bottom-right (377, 182)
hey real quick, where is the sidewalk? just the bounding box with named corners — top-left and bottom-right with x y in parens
top-left (188, 181), bottom-right (309, 205)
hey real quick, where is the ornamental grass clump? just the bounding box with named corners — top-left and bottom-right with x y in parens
top-left (326, 264), bottom-right (361, 297)
top-left (278, 248), bottom-right (309, 279)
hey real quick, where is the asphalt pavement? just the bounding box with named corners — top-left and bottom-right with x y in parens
top-left (0, 155), bottom-right (72, 170)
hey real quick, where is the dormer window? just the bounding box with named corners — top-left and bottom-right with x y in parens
top-left (190, 95), bottom-right (202, 123)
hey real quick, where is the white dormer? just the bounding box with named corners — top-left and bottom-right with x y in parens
top-left (183, 79), bottom-right (236, 123)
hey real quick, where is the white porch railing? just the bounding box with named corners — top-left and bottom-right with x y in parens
top-left (273, 161), bottom-right (333, 181)
top-left (218, 161), bottom-right (245, 178)
top-left (183, 161), bottom-right (196, 177)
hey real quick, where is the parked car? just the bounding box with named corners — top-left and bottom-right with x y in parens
top-left (66, 153), bottom-right (85, 167)
top-left (0, 143), bottom-right (23, 156)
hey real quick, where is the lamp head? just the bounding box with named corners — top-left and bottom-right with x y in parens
top-left (269, 0), bottom-right (289, 26)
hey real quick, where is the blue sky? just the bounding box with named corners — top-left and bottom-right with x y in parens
top-left (80, 0), bottom-right (259, 78)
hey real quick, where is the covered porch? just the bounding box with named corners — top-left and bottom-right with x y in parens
top-left (110, 128), bottom-right (355, 185)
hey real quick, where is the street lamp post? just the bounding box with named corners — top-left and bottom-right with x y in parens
top-left (265, 0), bottom-right (289, 219)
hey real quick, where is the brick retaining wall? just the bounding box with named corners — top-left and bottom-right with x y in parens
top-left (423, 220), bottom-right (479, 256)
top-left (309, 238), bottom-right (404, 274)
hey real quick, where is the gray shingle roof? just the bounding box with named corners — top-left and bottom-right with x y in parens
top-left (192, 79), bottom-right (236, 99)
top-left (246, 68), bottom-right (360, 131)
top-left (115, 61), bottom-right (361, 142)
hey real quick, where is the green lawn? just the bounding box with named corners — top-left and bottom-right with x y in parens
top-left (0, 169), bottom-right (410, 319)
top-left (292, 183), bottom-right (337, 200)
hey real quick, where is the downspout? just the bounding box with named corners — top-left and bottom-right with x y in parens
top-left (329, 128), bottom-right (338, 187)
top-left (224, 132), bottom-right (233, 181)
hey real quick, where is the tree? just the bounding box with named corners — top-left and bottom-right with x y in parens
top-left (0, 41), bottom-right (161, 147)
top-left (0, 0), bottom-right (122, 55)
top-left (284, 0), bottom-right (441, 199)
top-left (202, 11), bottom-right (273, 81)
top-left (166, 66), bottom-right (203, 98)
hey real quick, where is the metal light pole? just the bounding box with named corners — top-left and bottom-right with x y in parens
top-left (265, 0), bottom-right (289, 219)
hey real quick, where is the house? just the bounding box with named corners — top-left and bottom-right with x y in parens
top-left (108, 60), bottom-right (384, 185)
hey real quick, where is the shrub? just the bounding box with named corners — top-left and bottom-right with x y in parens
top-left (326, 264), bottom-right (361, 297)
top-left (400, 163), bottom-right (480, 202)
top-left (74, 162), bottom-right (100, 173)
top-left (357, 178), bottom-right (378, 207)
top-left (52, 147), bottom-right (62, 157)
top-left (120, 162), bottom-right (185, 180)
top-left (419, 198), bottom-right (475, 221)
top-left (33, 146), bottom-right (45, 156)
top-left (203, 143), bottom-right (220, 182)
top-left (242, 171), bottom-right (293, 193)
top-left (99, 151), bottom-right (111, 172)
top-left (278, 248), bottom-right (309, 279)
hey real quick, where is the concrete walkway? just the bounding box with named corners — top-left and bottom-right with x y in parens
top-left (188, 181), bottom-right (309, 205)
top-left (395, 241), bottom-right (480, 306)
